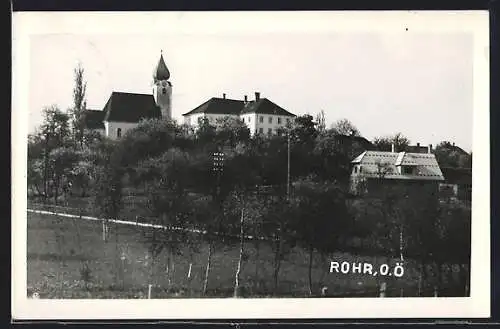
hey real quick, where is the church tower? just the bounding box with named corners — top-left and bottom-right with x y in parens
top-left (152, 51), bottom-right (172, 120)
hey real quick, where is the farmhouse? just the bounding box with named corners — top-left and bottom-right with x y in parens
top-left (182, 92), bottom-right (296, 136)
top-left (349, 147), bottom-right (444, 195)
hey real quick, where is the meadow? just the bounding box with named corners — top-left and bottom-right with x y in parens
top-left (26, 210), bottom-right (467, 299)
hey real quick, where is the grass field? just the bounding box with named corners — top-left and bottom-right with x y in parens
top-left (27, 211), bottom-right (466, 299)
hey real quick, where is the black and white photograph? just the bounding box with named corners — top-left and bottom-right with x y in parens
top-left (12, 11), bottom-right (490, 319)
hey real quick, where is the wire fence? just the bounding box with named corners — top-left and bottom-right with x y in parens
top-left (27, 200), bottom-right (470, 298)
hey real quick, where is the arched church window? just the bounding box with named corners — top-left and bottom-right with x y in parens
top-left (162, 88), bottom-right (167, 95)
top-left (117, 128), bottom-right (122, 138)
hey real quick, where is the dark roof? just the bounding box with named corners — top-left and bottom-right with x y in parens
top-left (182, 97), bottom-right (245, 116)
top-left (406, 145), bottom-right (430, 153)
top-left (182, 97), bottom-right (296, 117)
top-left (334, 134), bottom-right (374, 149)
top-left (241, 98), bottom-right (296, 116)
top-left (440, 167), bottom-right (472, 185)
top-left (449, 145), bottom-right (470, 156)
top-left (103, 92), bottom-right (161, 123)
top-left (153, 53), bottom-right (170, 82)
top-left (83, 109), bottom-right (105, 129)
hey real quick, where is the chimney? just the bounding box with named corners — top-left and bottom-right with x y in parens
top-left (416, 142), bottom-right (420, 147)
top-left (223, 93), bottom-right (226, 99)
top-left (244, 95), bottom-right (248, 103)
top-left (391, 143), bottom-right (395, 153)
top-left (428, 144), bottom-right (432, 154)
top-left (255, 92), bottom-right (261, 101)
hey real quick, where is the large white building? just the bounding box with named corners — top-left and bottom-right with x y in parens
top-left (182, 92), bottom-right (296, 136)
top-left (83, 51), bottom-right (172, 139)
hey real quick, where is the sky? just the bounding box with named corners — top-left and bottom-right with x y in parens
top-left (28, 30), bottom-right (474, 151)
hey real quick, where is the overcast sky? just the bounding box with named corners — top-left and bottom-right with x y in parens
top-left (28, 31), bottom-right (474, 151)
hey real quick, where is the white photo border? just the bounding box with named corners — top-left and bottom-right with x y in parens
top-left (12, 10), bottom-right (490, 320)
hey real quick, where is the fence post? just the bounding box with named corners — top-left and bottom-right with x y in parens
top-left (379, 282), bottom-right (387, 298)
top-left (102, 221), bottom-right (107, 242)
top-left (148, 284), bottom-right (153, 299)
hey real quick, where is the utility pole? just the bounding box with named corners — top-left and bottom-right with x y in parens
top-left (287, 130), bottom-right (291, 201)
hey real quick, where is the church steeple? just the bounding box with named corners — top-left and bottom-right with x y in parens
top-left (152, 50), bottom-right (173, 121)
top-left (153, 50), bottom-right (170, 82)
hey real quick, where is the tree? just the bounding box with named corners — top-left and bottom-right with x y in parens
top-left (313, 129), bottom-right (352, 185)
top-left (291, 177), bottom-right (352, 295)
top-left (434, 141), bottom-right (472, 168)
top-left (373, 133), bottom-right (410, 152)
top-left (315, 110), bottom-right (326, 133)
top-left (331, 118), bottom-right (360, 136)
top-left (69, 63), bottom-right (88, 147)
top-left (215, 116), bottom-right (251, 148)
top-left (36, 106), bottom-right (71, 199)
top-left (136, 149), bottom-right (198, 289)
top-left (48, 146), bottom-right (79, 203)
top-left (288, 114), bottom-right (318, 179)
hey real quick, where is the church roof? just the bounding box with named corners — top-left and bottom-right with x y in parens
top-left (182, 97), bottom-right (296, 117)
top-left (153, 53), bottom-right (170, 81)
top-left (83, 109), bottom-right (105, 129)
top-left (103, 92), bottom-right (161, 123)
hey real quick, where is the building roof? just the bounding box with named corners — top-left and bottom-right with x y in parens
top-left (182, 97), bottom-right (244, 116)
top-left (406, 144), bottom-right (431, 153)
top-left (103, 92), bottom-right (162, 123)
top-left (182, 97), bottom-right (296, 117)
top-left (440, 167), bottom-right (472, 185)
top-left (153, 53), bottom-right (170, 82)
top-left (83, 109), bottom-right (105, 129)
top-left (351, 150), bottom-right (444, 181)
top-left (334, 134), bottom-right (375, 149)
top-left (240, 98), bottom-right (296, 116)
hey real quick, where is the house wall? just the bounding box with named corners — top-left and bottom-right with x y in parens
top-left (240, 113), bottom-right (257, 135)
top-left (253, 114), bottom-right (293, 136)
top-left (104, 121), bottom-right (140, 139)
top-left (184, 112), bottom-right (294, 137)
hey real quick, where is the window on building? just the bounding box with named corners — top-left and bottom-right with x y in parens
top-left (248, 116), bottom-right (251, 122)
top-left (359, 166), bottom-right (363, 173)
top-left (278, 117), bottom-right (282, 124)
top-left (402, 166), bottom-right (413, 175)
top-left (162, 88), bottom-right (167, 95)
top-left (286, 118), bottom-right (290, 124)
top-left (259, 116), bottom-right (264, 123)
top-left (117, 128), bottom-right (122, 138)
top-left (354, 166), bottom-right (358, 174)
top-left (259, 128), bottom-right (264, 134)
top-left (268, 128), bottom-right (272, 135)
top-left (268, 117), bottom-right (273, 124)
top-left (242, 117), bottom-right (245, 123)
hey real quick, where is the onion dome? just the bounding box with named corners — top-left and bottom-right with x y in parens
top-left (153, 51), bottom-right (170, 82)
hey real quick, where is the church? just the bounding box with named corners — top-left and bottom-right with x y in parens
top-left (84, 51), bottom-right (296, 139)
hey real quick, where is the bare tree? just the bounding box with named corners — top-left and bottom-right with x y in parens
top-left (331, 118), bottom-right (360, 136)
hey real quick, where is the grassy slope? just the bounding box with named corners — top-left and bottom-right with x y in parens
top-left (27, 212), bottom-right (463, 299)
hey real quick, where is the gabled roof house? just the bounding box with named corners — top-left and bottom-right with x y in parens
top-left (350, 150), bottom-right (444, 195)
top-left (182, 92), bottom-right (296, 136)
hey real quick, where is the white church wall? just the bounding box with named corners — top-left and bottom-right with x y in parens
top-left (104, 121), bottom-right (140, 140)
